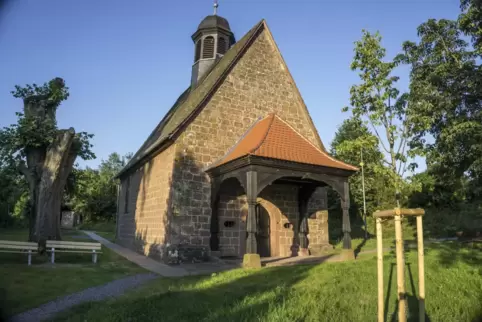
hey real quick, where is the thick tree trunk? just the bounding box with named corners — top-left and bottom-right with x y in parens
top-left (34, 129), bottom-right (75, 250)
top-left (52, 149), bottom-right (78, 240)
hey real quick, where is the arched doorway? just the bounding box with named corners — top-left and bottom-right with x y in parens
top-left (256, 205), bottom-right (270, 257)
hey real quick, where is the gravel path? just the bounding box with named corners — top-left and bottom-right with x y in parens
top-left (9, 273), bottom-right (158, 322)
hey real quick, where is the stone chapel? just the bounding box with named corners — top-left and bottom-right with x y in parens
top-left (115, 11), bottom-right (358, 267)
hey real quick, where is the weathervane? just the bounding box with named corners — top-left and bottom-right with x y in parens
top-left (214, 0), bottom-right (219, 15)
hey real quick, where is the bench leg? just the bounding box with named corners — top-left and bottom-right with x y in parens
top-left (28, 250), bottom-right (32, 266)
top-left (51, 248), bottom-right (55, 264)
top-left (92, 250), bottom-right (97, 264)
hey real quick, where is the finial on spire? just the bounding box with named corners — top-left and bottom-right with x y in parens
top-left (213, 0), bottom-right (219, 15)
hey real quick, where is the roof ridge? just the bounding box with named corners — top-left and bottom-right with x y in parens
top-left (249, 113), bottom-right (275, 155)
top-left (117, 19), bottom-right (265, 178)
top-left (274, 115), bottom-right (358, 171)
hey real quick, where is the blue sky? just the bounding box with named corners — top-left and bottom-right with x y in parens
top-left (0, 0), bottom-right (461, 170)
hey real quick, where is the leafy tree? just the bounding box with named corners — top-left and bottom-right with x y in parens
top-left (331, 117), bottom-right (396, 216)
top-left (398, 12), bottom-right (482, 199)
top-left (344, 30), bottom-right (416, 205)
top-left (0, 161), bottom-right (27, 227)
top-left (459, 0), bottom-right (482, 54)
top-left (0, 78), bottom-right (95, 244)
top-left (67, 153), bottom-right (130, 223)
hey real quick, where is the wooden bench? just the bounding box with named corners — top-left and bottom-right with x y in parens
top-left (46, 240), bottom-right (102, 264)
top-left (0, 240), bottom-right (37, 265)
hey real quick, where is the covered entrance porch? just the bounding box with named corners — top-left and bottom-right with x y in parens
top-left (205, 114), bottom-right (358, 268)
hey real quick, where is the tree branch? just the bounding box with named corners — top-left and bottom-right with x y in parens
top-left (367, 118), bottom-right (390, 154)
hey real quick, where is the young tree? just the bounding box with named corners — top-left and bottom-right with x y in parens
top-left (344, 30), bottom-right (416, 204)
top-left (331, 117), bottom-right (395, 214)
top-left (0, 78), bottom-right (95, 245)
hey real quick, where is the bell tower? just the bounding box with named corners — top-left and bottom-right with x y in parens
top-left (191, 1), bottom-right (235, 87)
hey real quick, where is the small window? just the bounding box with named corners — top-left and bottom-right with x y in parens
top-left (194, 40), bottom-right (201, 62)
top-left (217, 37), bottom-right (227, 55)
top-left (224, 220), bottom-right (235, 228)
top-left (202, 36), bottom-right (215, 59)
top-left (124, 176), bottom-right (130, 213)
top-left (283, 223), bottom-right (292, 229)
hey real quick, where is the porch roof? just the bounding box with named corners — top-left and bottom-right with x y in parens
top-left (208, 113), bottom-right (358, 172)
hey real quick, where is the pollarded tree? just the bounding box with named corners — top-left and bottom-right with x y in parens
top-left (0, 78), bottom-right (95, 246)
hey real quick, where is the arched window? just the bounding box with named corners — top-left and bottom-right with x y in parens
top-left (202, 36), bottom-right (215, 59)
top-left (194, 40), bottom-right (201, 62)
top-left (217, 37), bottom-right (227, 55)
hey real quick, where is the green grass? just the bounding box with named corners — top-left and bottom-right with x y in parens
top-left (0, 228), bottom-right (145, 316)
top-left (76, 220), bottom-right (116, 241)
top-left (94, 231), bottom-right (116, 241)
top-left (77, 221), bottom-right (116, 233)
top-left (53, 242), bottom-right (482, 322)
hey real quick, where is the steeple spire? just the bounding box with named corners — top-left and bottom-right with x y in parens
top-left (213, 0), bottom-right (218, 15)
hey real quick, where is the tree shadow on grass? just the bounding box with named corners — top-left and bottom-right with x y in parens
top-left (425, 241), bottom-right (482, 268)
top-left (53, 262), bottom-right (328, 322)
top-left (384, 262), bottom-right (431, 322)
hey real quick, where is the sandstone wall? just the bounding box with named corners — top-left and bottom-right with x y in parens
top-left (170, 27), bottom-right (327, 250)
top-left (117, 144), bottom-right (176, 259)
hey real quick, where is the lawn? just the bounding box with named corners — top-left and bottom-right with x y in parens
top-left (78, 220), bottom-right (116, 241)
top-left (0, 228), bottom-right (145, 316)
top-left (53, 242), bottom-right (482, 322)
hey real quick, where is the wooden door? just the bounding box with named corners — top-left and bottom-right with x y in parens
top-left (256, 205), bottom-right (271, 257)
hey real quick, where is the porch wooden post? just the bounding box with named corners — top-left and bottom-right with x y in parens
top-left (246, 171), bottom-right (258, 254)
top-left (341, 181), bottom-right (354, 260)
top-left (298, 210), bottom-right (309, 252)
top-left (209, 180), bottom-right (220, 253)
top-left (243, 170), bottom-right (261, 268)
top-left (298, 185), bottom-right (316, 256)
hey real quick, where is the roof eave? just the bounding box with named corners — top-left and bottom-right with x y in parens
top-left (115, 136), bottom-right (173, 179)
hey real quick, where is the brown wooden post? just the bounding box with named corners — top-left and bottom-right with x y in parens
top-left (243, 170), bottom-right (261, 268)
top-left (394, 208), bottom-right (407, 322)
top-left (376, 217), bottom-right (384, 322)
top-left (417, 215), bottom-right (425, 322)
top-left (340, 181), bottom-right (354, 260)
top-left (298, 185), bottom-right (316, 256)
top-left (209, 181), bottom-right (220, 253)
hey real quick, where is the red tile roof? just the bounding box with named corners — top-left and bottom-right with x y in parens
top-left (213, 114), bottom-right (358, 171)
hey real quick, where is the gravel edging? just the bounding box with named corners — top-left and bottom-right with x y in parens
top-left (8, 273), bottom-right (158, 322)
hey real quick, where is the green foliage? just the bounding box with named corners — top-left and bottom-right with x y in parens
top-left (0, 162), bottom-right (27, 228)
top-left (67, 153), bottom-right (130, 222)
top-left (398, 14), bottom-right (482, 198)
top-left (0, 78), bottom-right (95, 166)
top-left (459, 0), bottom-right (482, 54)
top-left (345, 30), bottom-right (417, 200)
top-left (11, 78), bottom-right (69, 103)
top-left (331, 117), bottom-right (397, 216)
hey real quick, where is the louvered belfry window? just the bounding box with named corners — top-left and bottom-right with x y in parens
top-left (217, 37), bottom-right (227, 55)
top-left (202, 36), bottom-right (215, 59)
top-left (194, 40), bottom-right (201, 61)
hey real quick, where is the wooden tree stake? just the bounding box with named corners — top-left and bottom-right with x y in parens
top-left (376, 217), bottom-right (384, 322)
top-left (417, 215), bottom-right (425, 322)
top-left (394, 212), bottom-right (406, 322)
